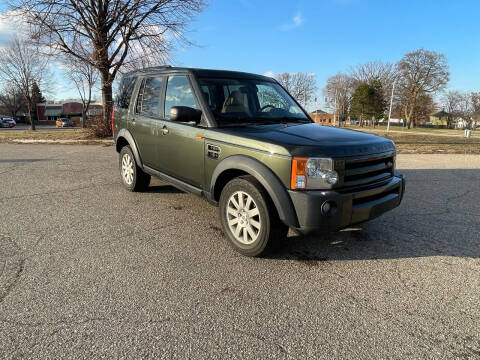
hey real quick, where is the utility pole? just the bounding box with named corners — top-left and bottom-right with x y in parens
top-left (387, 78), bottom-right (397, 133)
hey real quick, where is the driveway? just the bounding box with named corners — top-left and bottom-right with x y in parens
top-left (0, 144), bottom-right (479, 359)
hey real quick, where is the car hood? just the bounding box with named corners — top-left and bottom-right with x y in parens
top-left (218, 123), bottom-right (395, 157)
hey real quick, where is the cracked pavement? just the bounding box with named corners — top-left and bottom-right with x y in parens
top-left (0, 144), bottom-right (479, 359)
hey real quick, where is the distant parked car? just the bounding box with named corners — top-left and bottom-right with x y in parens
top-left (0, 117), bottom-right (16, 128)
top-left (56, 118), bottom-right (74, 128)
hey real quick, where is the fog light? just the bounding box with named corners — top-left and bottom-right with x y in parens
top-left (321, 201), bottom-right (337, 216)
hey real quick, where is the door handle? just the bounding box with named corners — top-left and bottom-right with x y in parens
top-left (161, 125), bottom-right (169, 135)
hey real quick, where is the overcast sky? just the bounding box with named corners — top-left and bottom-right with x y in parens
top-left (0, 0), bottom-right (479, 105)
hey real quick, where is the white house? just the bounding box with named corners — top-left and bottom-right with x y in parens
top-left (379, 118), bottom-right (404, 125)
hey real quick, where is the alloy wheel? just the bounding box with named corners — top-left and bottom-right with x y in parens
top-left (226, 191), bottom-right (261, 244)
top-left (121, 153), bottom-right (134, 185)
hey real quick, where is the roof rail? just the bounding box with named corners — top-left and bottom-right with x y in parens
top-left (122, 65), bottom-right (172, 77)
top-left (139, 65), bottom-right (172, 72)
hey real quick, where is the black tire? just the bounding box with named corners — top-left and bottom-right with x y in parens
top-left (119, 146), bottom-right (151, 192)
top-left (219, 175), bottom-right (289, 257)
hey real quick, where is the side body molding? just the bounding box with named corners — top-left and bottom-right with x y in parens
top-left (115, 128), bottom-right (143, 168)
top-left (210, 155), bottom-right (299, 228)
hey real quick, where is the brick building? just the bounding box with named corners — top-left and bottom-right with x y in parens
top-left (309, 109), bottom-right (335, 125)
top-left (36, 101), bottom-right (103, 126)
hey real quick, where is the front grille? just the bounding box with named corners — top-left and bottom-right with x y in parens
top-left (343, 154), bottom-right (394, 187)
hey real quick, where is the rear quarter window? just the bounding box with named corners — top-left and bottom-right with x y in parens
top-left (137, 76), bottom-right (164, 117)
top-left (116, 77), bottom-right (136, 109)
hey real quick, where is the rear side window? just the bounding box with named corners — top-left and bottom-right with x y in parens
top-left (135, 76), bottom-right (164, 117)
top-left (116, 77), bottom-right (136, 109)
top-left (164, 76), bottom-right (197, 119)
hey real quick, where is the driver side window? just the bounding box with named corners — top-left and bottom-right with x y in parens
top-left (164, 76), bottom-right (198, 120)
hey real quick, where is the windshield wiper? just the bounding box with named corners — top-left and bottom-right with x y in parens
top-left (217, 123), bottom-right (252, 128)
top-left (276, 117), bottom-right (311, 123)
top-left (246, 117), bottom-right (310, 126)
top-left (216, 117), bottom-right (310, 127)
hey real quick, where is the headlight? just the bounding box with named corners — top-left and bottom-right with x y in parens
top-left (306, 158), bottom-right (338, 184)
top-left (291, 157), bottom-right (339, 190)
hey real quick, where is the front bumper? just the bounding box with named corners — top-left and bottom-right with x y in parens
top-left (288, 175), bottom-right (405, 234)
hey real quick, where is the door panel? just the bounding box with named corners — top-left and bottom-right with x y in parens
top-left (128, 76), bottom-right (165, 168)
top-left (129, 114), bottom-right (159, 167)
top-left (159, 122), bottom-right (204, 187)
top-left (157, 75), bottom-right (204, 187)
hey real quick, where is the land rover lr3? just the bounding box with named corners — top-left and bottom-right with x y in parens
top-left (113, 67), bottom-right (405, 257)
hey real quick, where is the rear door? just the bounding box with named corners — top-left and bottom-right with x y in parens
top-left (157, 75), bottom-right (204, 187)
top-left (128, 76), bottom-right (165, 168)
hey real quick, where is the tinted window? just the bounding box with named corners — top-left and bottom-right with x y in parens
top-left (117, 76), bottom-right (136, 109)
top-left (164, 76), bottom-right (197, 119)
top-left (135, 76), bottom-right (163, 117)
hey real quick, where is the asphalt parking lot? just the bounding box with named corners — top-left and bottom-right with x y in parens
top-left (0, 144), bottom-right (479, 359)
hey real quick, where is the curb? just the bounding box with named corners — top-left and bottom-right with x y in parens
top-left (3, 139), bottom-right (114, 145)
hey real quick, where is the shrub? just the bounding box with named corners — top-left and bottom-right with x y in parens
top-left (88, 115), bottom-right (112, 138)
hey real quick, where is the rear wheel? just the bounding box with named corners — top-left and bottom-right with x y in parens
top-left (219, 175), bottom-right (288, 257)
top-left (119, 146), bottom-right (150, 192)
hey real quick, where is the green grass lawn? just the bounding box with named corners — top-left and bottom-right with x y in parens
top-left (1, 125), bottom-right (479, 153)
top-left (0, 129), bottom-right (103, 142)
top-left (345, 124), bottom-right (471, 136)
top-left (344, 125), bottom-right (480, 153)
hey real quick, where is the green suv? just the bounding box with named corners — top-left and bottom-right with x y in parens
top-left (113, 66), bottom-right (405, 256)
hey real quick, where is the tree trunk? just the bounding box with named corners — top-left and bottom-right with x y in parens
top-left (82, 109), bottom-right (87, 128)
top-left (100, 70), bottom-right (113, 136)
top-left (83, 86), bottom-right (92, 129)
top-left (405, 106), bottom-right (413, 130)
top-left (27, 104), bottom-right (35, 131)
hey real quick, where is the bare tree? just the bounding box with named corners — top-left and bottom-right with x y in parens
top-left (275, 72), bottom-right (317, 108)
top-left (471, 92), bottom-right (480, 128)
top-left (0, 37), bottom-right (48, 130)
top-left (63, 57), bottom-right (98, 128)
top-left (456, 92), bottom-right (474, 127)
top-left (397, 49), bottom-right (449, 129)
top-left (411, 91), bottom-right (436, 126)
top-left (442, 90), bottom-right (464, 128)
top-left (323, 73), bottom-right (354, 125)
top-left (0, 86), bottom-right (26, 119)
top-left (351, 61), bottom-right (396, 89)
top-left (10, 0), bottom-right (205, 135)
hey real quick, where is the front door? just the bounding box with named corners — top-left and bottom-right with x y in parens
top-left (128, 76), bottom-right (165, 168)
top-left (158, 75), bottom-right (204, 188)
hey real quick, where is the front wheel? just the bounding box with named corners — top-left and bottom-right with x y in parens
top-left (219, 175), bottom-right (288, 257)
top-left (119, 146), bottom-right (151, 192)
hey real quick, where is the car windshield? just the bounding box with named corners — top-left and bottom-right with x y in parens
top-left (197, 77), bottom-right (311, 126)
